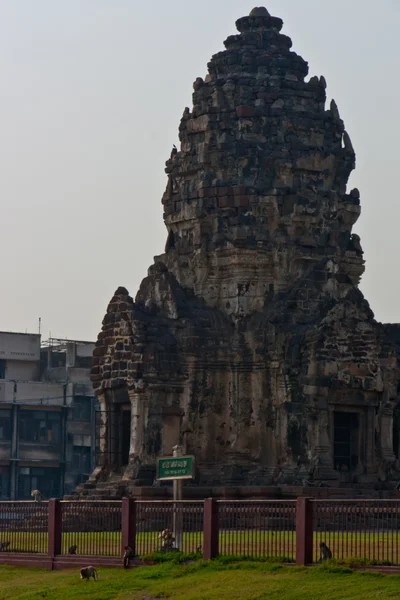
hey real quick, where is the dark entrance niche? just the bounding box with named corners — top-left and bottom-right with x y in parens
top-left (111, 387), bottom-right (131, 468)
top-left (95, 386), bottom-right (131, 470)
top-left (393, 404), bottom-right (400, 459)
top-left (334, 412), bottom-right (359, 471)
top-left (121, 408), bottom-right (131, 466)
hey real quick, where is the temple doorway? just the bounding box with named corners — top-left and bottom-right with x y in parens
top-left (121, 408), bottom-right (131, 466)
top-left (94, 400), bottom-right (131, 470)
top-left (393, 403), bottom-right (400, 459)
top-left (333, 412), bottom-right (359, 472)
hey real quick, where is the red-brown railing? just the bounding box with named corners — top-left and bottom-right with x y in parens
top-left (217, 500), bottom-right (296, 560)
top-left (0, 497), bottom-right (399, 570)
top-left (0, 501), bottom-right (48, 554)
top-left (60, 500), bottom-right (122, 556)
top-left (312, 500), bottom-right (400, 564)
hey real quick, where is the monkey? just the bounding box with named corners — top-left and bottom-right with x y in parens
top-left (158, 528), bottom-right (175, 552)
top-left (31, 489), bottom-right (43, 502)
top-left (196, 545), bottom-right (202, 554)
top-left (123, 545), bottom-right (134, 569)
top-left (80, 566), bottom-right (98, 581)
top-left (68, 545), bottom-right (78, 555)
top-left (318, 541), bottom-right (333, 563)
top-left (193, 77), bottom-right (204, 91)
top-left (0, 541), bottom-right (10, 551)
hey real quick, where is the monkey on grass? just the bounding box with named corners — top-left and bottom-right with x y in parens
top-left (68, 545), bottom-right (78, 555)
top-left (318, 541), bottom-right (333, 563)
top-left (80, 566), bottom-right (98, 581)
top-left (123, 545), bottom-right (134, 569)
top-left (0, 541), bottom-right (10, 551)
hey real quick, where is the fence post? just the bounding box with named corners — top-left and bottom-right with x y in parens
top-left (203, 498), bottom-right (218, 560)
top-left (296, 497), bottom-right (313, 566)
top-left (48, 499), bottom-right (62, 562)
top-left (121, 497), bottom-right (136, 556)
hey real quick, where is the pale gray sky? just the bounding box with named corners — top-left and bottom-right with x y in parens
top-left (0, 0), bottom-right (398, 341)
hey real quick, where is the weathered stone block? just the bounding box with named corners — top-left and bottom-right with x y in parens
top-left (236, 105), bottom-right (256, 117)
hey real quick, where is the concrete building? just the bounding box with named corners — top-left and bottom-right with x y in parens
top-left (0, 332), bottom-right (96, 499)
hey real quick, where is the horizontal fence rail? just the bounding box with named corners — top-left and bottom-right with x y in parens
top-left (217, 500), bottom-right (296, 561)
top-left (60, 501), bottom-right (122, 556)
top-left (136, 501), bottom-right (203, 556)
top-left (313, 500), bottom-right (400, 565)
top-left (0, 501), bottom-right (48, 554)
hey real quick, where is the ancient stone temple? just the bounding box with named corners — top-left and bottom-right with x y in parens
top-left (86, 7), bottom-right (400, 497)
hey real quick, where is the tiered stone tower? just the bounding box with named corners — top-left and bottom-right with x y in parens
top-left (84, 7), bottom-right (400, 497)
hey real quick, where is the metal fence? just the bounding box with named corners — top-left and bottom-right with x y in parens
top-left (60, 500), bottom-right (122, 556)
top-left (3, 498), bottom-right (400, 570)
top-left (0, 501), bottom-right (48, 554)
top-left (136, 501), bottom-right (203, 556)
top-left (217, 500), bottom-right (296, 561)
top-left (313, 500), bottom-right (400, 565)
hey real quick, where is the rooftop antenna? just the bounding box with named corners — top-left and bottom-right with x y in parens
top-left (38, 317), bottom-right (41, 335)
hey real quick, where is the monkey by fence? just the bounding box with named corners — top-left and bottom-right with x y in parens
top-left (80, 566), bottom-right (98, 581)
top-left (123, 545), bottom-right (135, 568)
top-left (318, 542), bottom-right (332, 563)
top-left (31, 490), bottom-right (43, 502)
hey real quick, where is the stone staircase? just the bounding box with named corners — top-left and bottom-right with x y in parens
top-left (65, 474), bottom-right (398, 501)
top-left (65, 464), bottom-right (157, 500)
top-left (65, 473), bottom-right (127, 500)
top-left (336, 481), bottom-right (396, 499)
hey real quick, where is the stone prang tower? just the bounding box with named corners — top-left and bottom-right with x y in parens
top-left (88, 7), bottom-right (400, 496)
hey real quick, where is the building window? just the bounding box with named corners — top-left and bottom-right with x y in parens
top-left (0, 360), bottom-right (5, 379)
top-left (19, 411), bottom-right (61, 444)
top-left (72, 396), bottom-right (92, 421)
top-left (0, 466), bottom-right (10, 499)
top-left (393, 405), bottom-right (400, 459)
top-left (72, 446), bottom-right (91, 473)
top-left (73, 434), bottom-right (91, 447)
top-left (0, 410), bottom-right (11, 441)
top-left (17, 466), bottom-right (60, 500)
top-left (76, 356), bottom-right (92, 369)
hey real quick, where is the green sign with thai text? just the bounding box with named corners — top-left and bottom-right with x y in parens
top-left (157, 456), bottom-right (195, 480)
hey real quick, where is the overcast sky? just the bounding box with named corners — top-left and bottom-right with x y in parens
top-left (0, 0), bottom-right (398, 341)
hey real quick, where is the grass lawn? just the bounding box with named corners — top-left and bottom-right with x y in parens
top-left (0, 560), bottom-right (400, 599)
top-left (3, 531), bottom-right (400, 565)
